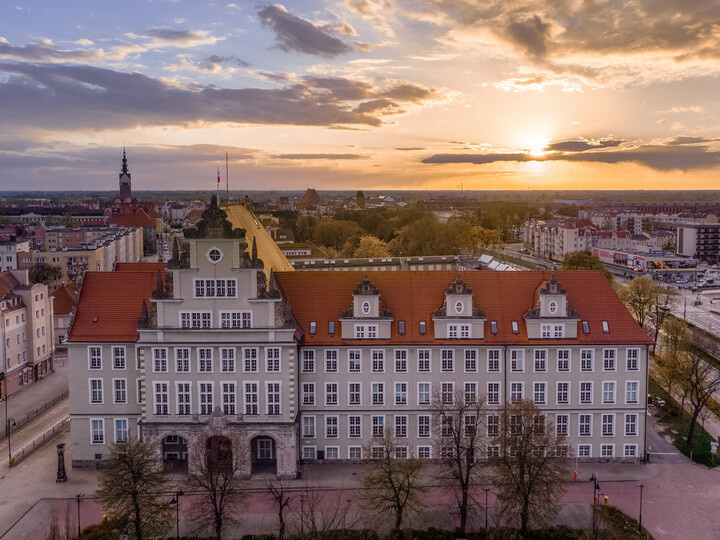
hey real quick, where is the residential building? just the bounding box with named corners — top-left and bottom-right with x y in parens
top-left (0, 238), bottom-right (31, 271)
top-left (677, 223), bottom-right (720, 262)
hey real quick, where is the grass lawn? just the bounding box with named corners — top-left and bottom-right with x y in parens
top-left (648, 378), bottom-right (718, 467)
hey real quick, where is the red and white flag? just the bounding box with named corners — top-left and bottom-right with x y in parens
top-left (217, 167), bottom-right (221, 184)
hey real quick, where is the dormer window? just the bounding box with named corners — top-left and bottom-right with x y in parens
top-left (549, 301), bottom-right (557, 314)
top-left (455, 301), bottom-right (463, 315)
top-left (362, 301), bottom-right (371, 315)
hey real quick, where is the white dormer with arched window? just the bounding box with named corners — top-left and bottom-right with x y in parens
top-left (432, 274), bottom-right (485, 339)
top-left (340, 274), bottom-right (393, 339)
top-left (524, 274), bottom-right (579, 339)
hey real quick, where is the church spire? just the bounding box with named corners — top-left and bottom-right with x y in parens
top-left (121, 147), bottom-right (129, 175)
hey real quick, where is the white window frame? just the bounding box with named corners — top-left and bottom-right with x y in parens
top-left (88, 346), bottom-right (102, 370)
top-left (154, 381), bottom-right (169, 415)
top-left (112, 378), bottom-right (127, 404)
top-left (487, 349), bottom-right (500, 372)
top-left (176, 381), bottom-right (192, 415)
top-left (90, 418), bottom-right (104, 445)
top-left (198, 381), bottom-right (214, 415)
top-left (112, 346), bottom-right (126, 370)
top-left (417, 349), bottom-right (431, 372)
top-left (510, 349), bottom-right (524, 372)
top-left (114, 418), bottom-right (128, 443)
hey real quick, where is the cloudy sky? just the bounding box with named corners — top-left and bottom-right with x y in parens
top-left (1, 0), bottom-right (720, 192)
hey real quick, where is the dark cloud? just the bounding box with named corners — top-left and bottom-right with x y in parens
top-left (0, 63), bottom-right (437, 131)
top-left (395, 147), bottom-right (426, 151)
top-left (375, 83), bottom-right (436, 102)
top-left (505, 14), bottom-right (551, 60)
top-left (546, 138), bottom-right (624, 152)
top-left (258, 5), bottom-right (354, 57)
top-left (144, 28), bottom-right (211, 43)
top-left (665, 136), bottom-right (715, 146)
top-left (0, 39), bottom-right (98, 63)
top-left (422, 143), bottom-right (720, 171)
top-left (199, 54), bottom-right (250, 70)
top-left (354, 98), bottom-right (399, 114)
top-left (271, 153), bottom-right (366, 159)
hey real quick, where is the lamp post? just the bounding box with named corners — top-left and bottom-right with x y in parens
top-left (170, 488), bottom-right (184, 540)
top-left (637, 483), bottom-right (644, 533)
top-left (590, 473), bottom-right (600, 537)
top-left (75, 494), bottom-right (84, 538)
top-left (6, 417), bottom-right (17, 466)
top-left (482, 487), bottom-right (491, 530)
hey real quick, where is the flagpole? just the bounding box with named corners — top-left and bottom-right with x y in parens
top-left (225, 153), bottom-right (229, 207)
top-left (216, 166), bottom-right (220, 201)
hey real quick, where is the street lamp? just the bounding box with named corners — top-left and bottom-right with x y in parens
top-left (637, 483), bottom-right (644, 533)
top-left (482, 487), bottom-right (491, 530)
top-left (170, 488), bottom-right (184, 540)
top-left (76, 494), bottom-right (84, 538)
top-left (590, 473), bottom-right (600, 536)
top-left (6, 417), bottom-right (17, 466)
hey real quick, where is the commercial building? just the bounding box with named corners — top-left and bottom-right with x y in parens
top-left (67, 198), bottom-right (651, 477)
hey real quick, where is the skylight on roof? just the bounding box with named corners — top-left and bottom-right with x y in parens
top-left (398, 321), bottom-right (406, 335)
top-left (419, 321), bottom-right (426, 335)
top-left (92, 316), bottom-right (98, 323)
top-left (582, 321), bottom-right (590, 334)
top-left (328, 321), bottom-right (335, 334)
top-left (309, 321), bottom-right (317, 334)
top-left (490, 321), bottom-right (498, 334)
top-left (602, 321), bottom-right (610, 333)
top-left (511, 321), bottom-right (519, 335)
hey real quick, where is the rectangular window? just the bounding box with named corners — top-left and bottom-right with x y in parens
top-left (89, 346), bottom-right (102, 369)
top-left (243, 348), bottom-right (258, 372)
top-left (349, 383), bottom-right (361, 405)
top-left (395, 350), bottom-right (407, 372)
top-left (372, 382), bottom-right (384, 405)
top-left (395, 382), bottom-right (408, 405)
top-left (90, 379), bottom-right (103, 403)
top-left (325, 350), bottom-right (338, 372)
top-left (580, 349), bottom-right (593, 372)
top-left (556, 382), bottom-right (569, 404)
top-left (602, 382), bottom-right (615, 404)
top-left (303, 416), bottom-right (315, 438)
top-left (601, 444), bottom-right (614, 457)
top-left (395, 415), bottom-right (408, 437)
top-left (464, 382), bottom-right (477, 404)
top-left (557, 349), bottom-right (570, 372)
top-left (199, 382), bottom-right (213, 415)
top-left (349, 446), bottom-right (363, 459)
top-left (441, 415), bottom-right (453, 437)
top-left (487, 382), bottom-right (500, 405)
top-left (372, 416), bottom-right (384, 437)
top-left (580, 382), bottom-right (592, 404)
top-left (460, 324), bottom-right (470, 338)
top-left (115, 419), bottom-right (128, 443)
top-left (302, 350), bottom-right (315, 373)
top-left (624, 444), bottom-right (638, 458)
top-left (626, 349), bottom-right (639, 371)
top-left (541, 324), bottom-right (551, 338)
top-left (441, 382), bottom-right (454, 404)
top-left (266, 348), bottom-right (281, 372)
top-left (511, 382), bottom-right (523, 403)
top-left (220, 311), bottom-right (252, 329)
top-left (222, 382), bottom-right (236, 415)
top-left (198, 348), bottom-right (213, 372)
top-left (325, 383), bottom-right (338, 406)
top-left (177, 382), bottom-right (191, 415)
top-left (175, 348), bottom-right (190, 372)
top-left (91, 419), bottom-right (104, 444)
top-left (154, 382), bottom-right (169, 415)
top-left (463, 349), bottom-right (477, 372)
top-left (603, 349), bottom-right (616, 371)
top-left (625, 413), bottom-right (638, 436)
top-left (534, 350), bottom-right (547, 372)
top-left (303, 383), bottom-right (315, 406)
top-left (267, 382), bottom-right (281, 415)
top-left (194, 279), bottom-right (237, 298)
top-left (113, 379), bottom-right (127, 404)
top-left (553, 325), bottom-right (564, 338)
top-left (418, 415), bottom-right (431, 437)
top-left (349, 415), bottom-right (362, 438)
top-left (372, 350), bottom-right (385, 372)
top-left (626, 381), bottom-right (639, 404)
top-left (325, 416), bottom-right (338, 438)
top-left (448, 324), bottom-right (458, 339)
top-left (487, 415), bottom-right (499, 437)
top-left (220, 348), bottom-right (236, 372)
top-left (244, 383), bottom-right (258, 415)
top-left (533, 382), bottom-right (546, 404)
top-left (112, 347), bottom-right (126, 369)
top-left (579, 414), bottom-right (592, 436)
top-left (578, 444), bottom-right (591, 457)
top-left (556, 414), bottom-right (569, 436)
top-left (511, 349), bottom-right (524, 372)
top-left (302, 447), bottom-right (316, 460)
top-left (487, 349), bottom-right (500, 372)
top-left (348, 350), bottom-right (361, 372)
top-left (418, 382), bottom-right (430, 405)
top-left (441, 350), bottom-right (454, 372)
top-left (417, 349), bottom-right (430, 372)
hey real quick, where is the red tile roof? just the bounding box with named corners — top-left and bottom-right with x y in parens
top-left (109, 208), bottom-right (154, 228)
top-left (51, 284), bottom-right (77, 315)
top-left (0, 272), bottom-right (20, 298)
top-left (67, 271), bottom-right (157, 342)
top-left (275, 270), bottom-right (652, 347)
top-left (115, 262), bottom-right (167, 274)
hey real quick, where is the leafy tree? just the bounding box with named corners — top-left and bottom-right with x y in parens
top-left (681, 350), bottom-right (720, 446)
top-left (493, 400), bottom-right (571, 537)
top-left (473, 227), bottom-right (498, 251)
top-left (650, 285), bottom-right (678, 351)
top-left (186, 433), bottom-right (248, 539)
top-left (62, 213), bottom-right (76, 228)
top-left (294, 215), bottom-right (316, 242)
top-left (361, 427), bottom-right (426, 531)
top-left (353, 235), bottom-right (392, 258)
top-left (560, 251), bottom-right (616, 286)
top-left (431, 386), bottom-right (488, 537)
top-left (311, 219), bottom-right (362, 250)
top-left (29, 262), bottom-right (63, 285)
top-left (96, 437), bottom-right (173, 540)
top-left (619, 276), bottom-right (667, 327)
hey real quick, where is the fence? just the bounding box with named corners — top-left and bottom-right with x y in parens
top-left (11, 416), bottom-right (69, 466)
top-left (4, 390), bottom-right (69, 437)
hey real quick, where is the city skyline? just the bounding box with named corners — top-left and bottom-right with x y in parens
top-left (1, 1), bottom-right (719, 191)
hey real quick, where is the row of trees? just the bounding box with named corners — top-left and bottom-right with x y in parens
top-left (93, 396), bottom-right (569, 539)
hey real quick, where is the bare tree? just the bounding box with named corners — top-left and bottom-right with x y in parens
top-left (186, 433), bottom-right (248, 539)
top-left (493, 400), bottom-right (571, 537)
top-left (361, 427), bottom-right (426, 531)
top-left (96, 437), bottom-right (173, 540)
top-left (293, 486), bottom-right (360, 538)
top-left (681, 351), bottom-right (720, 446)
top-left (431, 386), bottom-right (488, 537)
top-left (268, 480), bottom-right (292, 540)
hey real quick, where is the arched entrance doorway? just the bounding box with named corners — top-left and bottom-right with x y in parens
top-left (250, 435), bottom-right (276, 475)
top-left (162, 435), bottom-right (188, 472)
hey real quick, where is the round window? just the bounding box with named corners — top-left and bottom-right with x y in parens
top-left (362, 301), bottom-right (371, 314)
top-left (549, 301), bottom-right (557, 314)
top-left (455, 301), bottom-right (463, 314)
top-left (207, 248), bottom-right (223, 264)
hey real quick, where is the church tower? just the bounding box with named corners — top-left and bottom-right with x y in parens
top-left (119, 148), bottom-right (132, 202)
